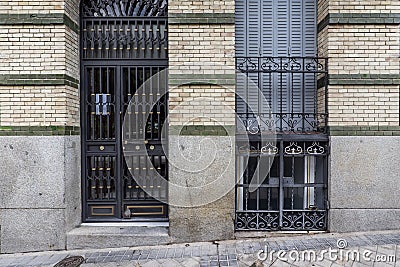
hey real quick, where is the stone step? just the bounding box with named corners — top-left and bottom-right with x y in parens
top-left (67, 225), bottom-right (171, 250)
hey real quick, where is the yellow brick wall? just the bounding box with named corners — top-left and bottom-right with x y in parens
top-left (319, 2), bottom-right (400, 128)
top-left (168, 0), bottom-right (234, 14)
top-left (169, 85), bottom-right (235, 126)
top-left (328, 85), bottom-right (399, 127)
top-left (0, 1), bottom-right (80, 127)
top-left (318, 0), bottom-right (329, 24)
top-left (329, 0), bottom-right (400, 13)
top-left (327, 25), bottom-right (400, 75)
top-left (0, 85), bottom-right (79, 126)
top-left (168, 0), bottom-right (236, 127)
top-left (0, 1), bottom-right (64, 14)
top-left (0, 25), bottom-right (69, 75)
top-left (169, 24), bottom-right (235, 75)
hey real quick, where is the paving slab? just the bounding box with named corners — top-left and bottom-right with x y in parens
top-left (0, 230), bottom-right (399, 266)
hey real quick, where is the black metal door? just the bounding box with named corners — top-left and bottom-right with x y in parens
top-left (81, 0), bottom-right (168, 222)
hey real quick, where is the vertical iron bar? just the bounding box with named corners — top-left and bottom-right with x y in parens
top-left (279, 58), bottom-right (283, 131)
top-left (302, 58), bottom-right (305, 133)
top-left (115, 65), bottom-right (122, 218)
top-left (291, 155), bottom-right (295, 210)
top-left (325, 58), bottom-right (329, 133)
top-left (279, 141), bottom-right (284, 228)
top-left (99, 68), bottom-right (103, 140)
top-left (150, 66), bottom-right (154, 140)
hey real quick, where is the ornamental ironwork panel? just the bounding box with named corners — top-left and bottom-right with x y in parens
top-left (82, 0), bottom-right (167, 17)
top-left (236, 56), bottom-right (328, 134)
top-left (81, 18), bottom-right (168, 60)
top-left (235, 140), bottom-right (329, 231)
top-left (81, 1), bottom-right (168, 222)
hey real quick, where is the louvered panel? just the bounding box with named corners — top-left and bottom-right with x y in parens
top-left (247, 0), bottom-right (261, 57)
top-left (276, 0), bottom-right (290, 57)
top-left (247, 72), bottom-right (261, 113)
top-left (303, 0), bottom-right (317, 57)
top-left (235, 0), bottom-right (246, 57)
top-left (303, 0), bottom-right (318, 113)
top-left (261, 0), bottom-right (274, 56)
top-left (275, 0), bottom-right (290, 113)
top-left (290, 0), bottom-right (304, 113)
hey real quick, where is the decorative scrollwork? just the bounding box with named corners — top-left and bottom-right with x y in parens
top-left (261, 57), bottom-right (280, 71)
top-left (236, 57), bottom-right (258, 72)
top-left (305, 58), bottom-right (325, 72)
top-left (282, 211), bottom-right (327, 230)
top-left (306, 142), bottom-right (325, 155)
top-left (261, 143), bottom-right (278, 155)
top-left (246, 115), bottom-right (261, 134)
top-left (303, 211), bottom-right (327, 230)
top-left (236, 212), bottom-right (280, 230)
top-left (284, 142), bottom-right (303, 155)
top-left (237, 113), bottom-right (328, 134)
top-left (282, 212), bottom-right (304, 229)
top-left (83, 0), bottom-right (168, 17)
top-left (282, 57), bottom-right (302, 71)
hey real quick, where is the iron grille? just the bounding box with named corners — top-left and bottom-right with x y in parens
top-left (235, 140), bottom-right (328, 231)
top-left (236, 56), bottom-right (328, 134)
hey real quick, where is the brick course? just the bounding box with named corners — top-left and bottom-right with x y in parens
top-left (0, 85), bottom-right (79, 126)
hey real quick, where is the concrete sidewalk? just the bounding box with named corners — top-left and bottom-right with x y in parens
top-left (0, 230), bottom-right (399, 267)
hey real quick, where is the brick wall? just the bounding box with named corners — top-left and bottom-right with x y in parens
top-left (168, 1), bottom-right (235, 128)
top-left (169, 24), bottom-right (235, 75)
top-left (318, 1), bottom-right (400, 130)
top-left (0, 25), bottom-right (68, 75)
top-left (168, 0), bottom-right (234, 14)
top-left (0, 1), bottom-right (64, 14)
top-left (0, 85), bottom-right (78, 126)
top-left (329, 0), bottom-right (400, 13)
top-left (169, 85), bottom-right (235, 126)
top-left (0, 0), bottom-right (80, 128)
top-left (329, 85), bottom-right (399, 127)
top-left (327, 25), bottom-right (399, 75)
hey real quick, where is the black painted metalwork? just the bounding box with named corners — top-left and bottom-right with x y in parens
top-left (82, 0), bottom-right (167, 17)
top-left (236, 56), bottom-right (328, 134)
top-left (235, 140), bottom-right (329, 231)
top-left (81, 0), bottom-right (168, 221)
top-left (81, 18), bottom-right (168, 60)
top-left (235, 56), bottom-right (329, 231)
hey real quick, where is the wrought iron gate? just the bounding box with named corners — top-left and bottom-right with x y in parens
top-left (81, 0), bottom-right (168, 221)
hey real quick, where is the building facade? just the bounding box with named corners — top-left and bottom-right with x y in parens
top-left (0, 0), bottom-right (399, 254)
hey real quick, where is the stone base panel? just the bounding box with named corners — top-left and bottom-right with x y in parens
top-left (329, 136), bottom-right (400, 231)
top-left (0, 136), bottom-right (80, 253)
